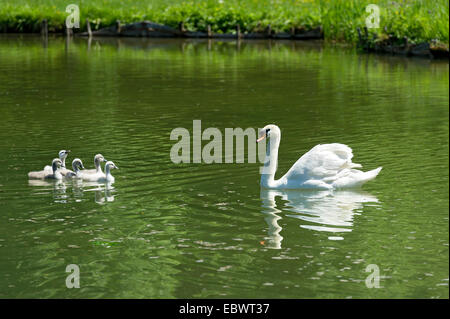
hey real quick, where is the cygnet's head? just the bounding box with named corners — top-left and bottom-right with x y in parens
top-left (51, 158), bottom-right (63, 171)
top-left (105, 161), bottom-right (118, 171)
top-left (72, 158), bottom-right (84, 171)
top-left (94, 154), bottom-right (107, 164)
top-left (58, 150), bottom-right (70, 159)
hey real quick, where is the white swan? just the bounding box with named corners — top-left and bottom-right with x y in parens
top-left (78, 154), bottom-right (107, 181)
top-left (43, 150), bottom-right (70, 175)
top-left (28, 158), bottom-right (63, 180)
top-left (102, 161), bottom-right (118, 183)
top-left (257, 124), bottom-right (382, 189)
top-left (81, 154), bottom-right (107, 175)
top-left (83, 161), bottom-right (118, 183)
top-left (64, 158), bottom-right (85, 179)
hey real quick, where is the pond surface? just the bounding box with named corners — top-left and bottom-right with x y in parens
top-left (0, 35), bottom-right (448, 298)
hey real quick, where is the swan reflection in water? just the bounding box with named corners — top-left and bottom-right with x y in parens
top-left (260, 189), bottom-right (379, 249)
top-left (28, 179), bottom-right (115, 204)
top-left (75, 180), bottom-right (116, 204)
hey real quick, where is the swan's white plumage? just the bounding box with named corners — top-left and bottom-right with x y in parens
top-left (80, 161), bottom-right (117, 183)
top-left (78, 154), bottom-right (107, 181)
top-left (64, 158), bottom-right (84, 179)
top-left (81, 154), bottom-right (107, 175)
top-left (79, 170), bottom-right (106, 182)
top-left (28, 158), bottom-right (63, 180)
top-left (259, 125), bottom-right (382, 189)
top-left (43, 150), bottom-right (71, 176)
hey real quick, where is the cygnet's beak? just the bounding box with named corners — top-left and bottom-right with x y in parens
top-left (66, 150), bottom-right (71, 154)
top-left (256, 134), bottom-right (266, 143)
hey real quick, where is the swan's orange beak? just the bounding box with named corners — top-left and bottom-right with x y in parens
top-left (256, 134), bottom-right (266, 143)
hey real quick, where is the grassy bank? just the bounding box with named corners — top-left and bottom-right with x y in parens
top-left (0, 0), bottom-right (448, 46)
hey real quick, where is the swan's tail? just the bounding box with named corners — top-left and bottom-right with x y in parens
top-left (333, 167), bottom-right (382, 189)
top-left (359, 167), bottom-right (382, 185)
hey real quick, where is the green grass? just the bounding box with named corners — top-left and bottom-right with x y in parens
top-left (0, 0), bottom-right (448, 46)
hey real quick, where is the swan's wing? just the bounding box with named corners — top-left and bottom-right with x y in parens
top-left (282, 144), bottom-right (361, 182)
top-left (28, 170), bottom-right (46, 179)
top-left (81, 168), bottom-right (97, 174)
top-left (43, 165), bottom-right (53, 174)
top-left (59, 168), bottom-right (72, 176)
top-left (64, 171), bottom-right (76, 178)
top-left (79, 171), bottom-right (106, 182)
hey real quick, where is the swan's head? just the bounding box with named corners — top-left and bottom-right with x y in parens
top-left (257, 124), bottom-right (281, 143)
top-left (72, 158), bottom-right (84, 171)
top-left (58, 150), bottom-right (70, 159)
top-left (105, 161), bottom-right (119, 170)
top-left (94, 154), bottom-right (107, 164)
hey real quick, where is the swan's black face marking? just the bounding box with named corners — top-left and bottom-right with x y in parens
top-left (257, 127), bottom-right (272, 143)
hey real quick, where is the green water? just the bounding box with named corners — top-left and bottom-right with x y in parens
top-left (0, 35), bottom-right (448, 298)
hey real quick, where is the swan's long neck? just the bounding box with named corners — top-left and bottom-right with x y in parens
top-left (72, 163), bottom-right (80, 173)
top-left (105, 165), bottom-right (111, 177)
top-left (61, 156), bottom-right (67, 168)
top-left (52, 162), bottom-right (59, 174)
top-left (260, 136), bottom-right (281, 188)
top-left (95, 158), bottom-right (102, 173)
top-left (52, 163), bottom-right (62, 179)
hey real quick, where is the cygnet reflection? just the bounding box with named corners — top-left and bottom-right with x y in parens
top-left (29, 179), bottom-right (115, 204)
top-left (72, 180), bottom-right (115, 204)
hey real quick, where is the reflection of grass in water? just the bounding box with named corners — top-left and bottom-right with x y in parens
top-left (1, 36), bottom-right (447, 103)
top-left (0, 0), bottom-right (448, 46)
